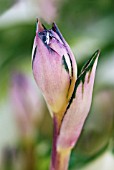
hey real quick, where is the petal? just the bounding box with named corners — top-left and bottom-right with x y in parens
top-left (32, 20), bottom-right (45, 66)
top-left (51, 23), bottom-right (77, 101)
top-left (52, 23), bottom-right (77, 78)
top-left (57, 50), bottom-right (100, 150)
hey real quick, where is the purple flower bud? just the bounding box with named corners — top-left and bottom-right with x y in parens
top-left (57, 50), bottom-right (100, 150)
top-left (10, 72), bottom-right (44, 138)
top-left (32, 21), bottom-right (77, 117)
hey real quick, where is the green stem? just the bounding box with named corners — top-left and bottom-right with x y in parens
top-left (50, 116), bottom-right (71, 170)
top-left (25, 145), bottom-right (35, 170)
top-left (53, 149), bottom-right (71, 170)
top-left (22, 140), bottom-right (35, 170)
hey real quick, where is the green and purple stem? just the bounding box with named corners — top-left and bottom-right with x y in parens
top-left (51, 116), bottom-right (71, 170)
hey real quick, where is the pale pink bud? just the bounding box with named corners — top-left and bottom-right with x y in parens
top-left (32, 21), bottom-right (77, 116)
top-left (57, 50), bottom-right (100, 150)
top-left (10, 72), bottom-right (44, 138)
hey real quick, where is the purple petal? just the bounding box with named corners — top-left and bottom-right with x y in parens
top-left (57, 50), bottom-right (100, 150)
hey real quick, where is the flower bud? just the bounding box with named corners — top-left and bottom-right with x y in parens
top-left (10, 72), bottom-right (44, 139)
top-left (32, 21), bottom-right (77, 118)
top-left (57, 50), bottom-right (100, 150)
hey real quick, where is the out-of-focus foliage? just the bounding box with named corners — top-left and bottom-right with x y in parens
top-left (0, 0), bottom-right (15, 14)
top-left (0, 23), bottom-right (34, 98)
top-left (0, 0), bottom-right (114, 170)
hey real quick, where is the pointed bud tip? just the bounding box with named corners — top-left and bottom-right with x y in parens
top-left (36, 19), bottom-right (45, 33)
top-left (52, 22), bottom-right (58, 32)
top-left (36, 18), bottom-right (38, 23)
top-left (52, 22), bottom-right (56, 28)
top-left (91, 49), bottom-right (100, 67)
top-left (95, 49), bottom-right (100, 58)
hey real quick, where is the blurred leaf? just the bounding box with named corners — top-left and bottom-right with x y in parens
top-left (0, 0), bottom-right (16, 14)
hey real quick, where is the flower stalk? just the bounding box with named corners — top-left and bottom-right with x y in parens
top-left (51, 116), bottom-right (71, 170)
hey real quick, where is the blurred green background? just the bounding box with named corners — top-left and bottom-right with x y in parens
top-left (0, 0), bottom-right (114, 170)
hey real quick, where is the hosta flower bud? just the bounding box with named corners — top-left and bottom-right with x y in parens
top-left (10, 73), bottom-right (44, 138)
top-left (32, 21), bottom-right (77, 118)
top-left (57, 50), bottom-right (100, 150)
